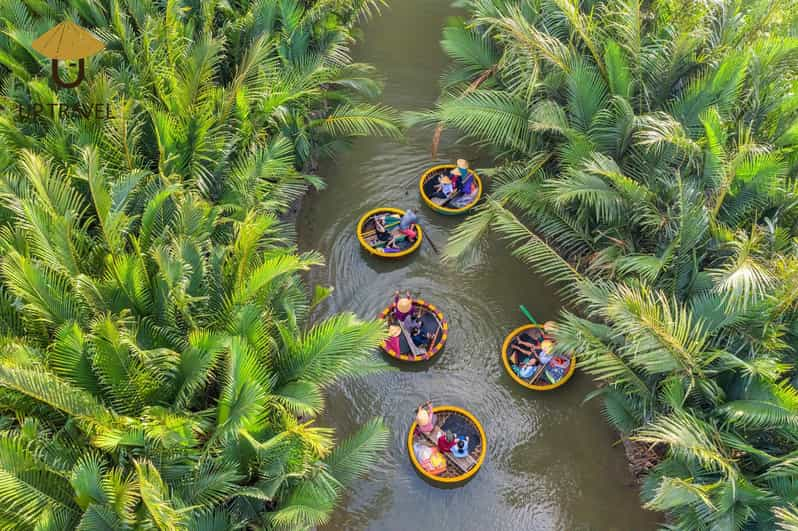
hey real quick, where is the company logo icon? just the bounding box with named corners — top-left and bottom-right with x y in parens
top-left (31, 21), bottom-right (104, 88)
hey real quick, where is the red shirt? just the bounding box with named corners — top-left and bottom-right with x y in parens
top-left (437, 434), bottom-right (457, 453)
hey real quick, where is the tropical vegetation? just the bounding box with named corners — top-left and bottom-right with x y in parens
top-left (0, 0), bottom-right (398, 529)
top-left (417, 0), bottom-right (798, 528)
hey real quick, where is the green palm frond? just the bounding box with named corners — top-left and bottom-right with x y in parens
top-left (313, 104), bottom-right (401, 139)
top-left (719, 400), bottom-right (798, 431)
top-left (0, 1), bottom-right (398, 528)
top-left (134, 460), bottom-right (185, 531)
top-left (433, 90), bottom-right (532, 154)
top-left (775, 505), bottom-right (798, 531)
top-left (443, 203), bottom-right (496, 265)
top-left (644, 476), bottom-right (718, 512)
top-left (441, 19), bottom-right (500, 77)
top-left (276, 313), bottom-right (386, 387)
top-left (274, 381), bottom-right (325, 418)
top-left (485, 199), bottom-right (585, 297)
top-left (0, 365), bottom-right (116, 428)
top-left (635, 412), bottom-right (735, 477)
top-left (323, 417), bottom-right (389, 487)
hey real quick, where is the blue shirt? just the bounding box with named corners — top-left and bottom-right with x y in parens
top-left (451, 438), bottom-right (469, 458)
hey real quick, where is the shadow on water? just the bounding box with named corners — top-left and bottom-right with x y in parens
top-left (297, 1), bottom-right (661, 530)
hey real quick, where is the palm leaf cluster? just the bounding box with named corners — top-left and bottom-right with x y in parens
top-left (421, 0), bottom-right (798, 527)
top-left (0, 1), bottom-right (396, 529)
top-left (0, 0), bottom-right (399, 201)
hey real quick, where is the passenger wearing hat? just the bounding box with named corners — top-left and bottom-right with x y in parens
top-left (433, 174), bottom-right (455, 199)
top-left (392, 290), bottom-right (414, 321)
top-left (416, 401), bottom-right (436, 434)
top-left (455, 159), bottom-right (475, 195)
top-left (538, 339), bottom-right (555, 365)
top-left (384, 324), bottom-right (402, 354)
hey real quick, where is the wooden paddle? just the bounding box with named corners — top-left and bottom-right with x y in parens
top-left (424, 227), bottom-right (440, 254)
top-left (425, 325), bottom-right (441, 361)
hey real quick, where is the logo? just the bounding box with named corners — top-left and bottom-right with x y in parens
top-left (31, 20), bottom-right (104, 88)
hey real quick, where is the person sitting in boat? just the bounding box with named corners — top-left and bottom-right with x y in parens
top-left (403, 306), bottom-right (424, 330)
top-left (546, 355), bottom-right (570, 382)
top-left (538, 339), bottom-right (555, 365)
top-left (515, 330), bottom-right (542, 351)
top-left (396, 224), bottom-right (417, 245)
top-left (373, 215), bottom-right (393, 245)
top-left (416, 401), bottom-right (436, 434)
top-left (411, 324), bottom-right (431, 349)
top-left (451, 435), bottom-right (471, 458)
top-left (509, 336), bottom-right (537, 365)
top-left (398, 209), bottom-right (419, 242)
top-left (454, 158), bottom-right (475, 195)
top-left (517, 356), bottom-right (539, 379)
top-left (414, 442), bottom-right (446, 475)
top-left (393, 291), bottom-right (414, 321)
top-left (384, 324), bottom-right (402, 354)
top-left (437, 430), bottom-right (458, 453)
top-left (432, 174), bottom-right (455, 199)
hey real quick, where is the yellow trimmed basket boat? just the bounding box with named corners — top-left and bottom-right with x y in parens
top-left (357, 207), bottom-right (423, 258)
top-left (378, 299), bottom-right (448, 362)
top-left (419, 164), bottom-right (483, 215)
top-left (407, 405), bottom-right (486, 484)
top-left (501, 324), bottom-right (576, 391)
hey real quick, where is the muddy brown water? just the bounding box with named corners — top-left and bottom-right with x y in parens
top-left (297, 1), bottom-right (660, 529)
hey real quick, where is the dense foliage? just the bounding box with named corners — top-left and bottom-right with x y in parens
top-left (0, 1), bottom-right (397, 529)
top-left (419, 0), bottom-right (798, 528)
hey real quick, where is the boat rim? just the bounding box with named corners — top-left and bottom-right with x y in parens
top-left (357, 207), bottom-right (424, 258)
top-left (406, 405), bottom-right (487, 484)
top-left (419, 164), bottom-right (483, 214)
top-left (378, 299), bottom-right (448, 362)
top-left (501, 323), bottom-right (576, 391)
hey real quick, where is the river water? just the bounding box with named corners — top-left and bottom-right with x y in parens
top-left (297, 1), bottom-right (660, 529)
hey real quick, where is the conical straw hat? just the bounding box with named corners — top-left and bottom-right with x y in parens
top-left (416, 407), bottom-right (430, 425)
top-left (397, 298), bottom-right (412, 313)
top-left (32, 21), bottom-right (104, 60)
top-left (540, 340), bottom-right (554, 352)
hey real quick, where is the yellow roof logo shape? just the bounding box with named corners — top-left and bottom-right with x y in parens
top-left (32, 21), bottom-right (104, 88)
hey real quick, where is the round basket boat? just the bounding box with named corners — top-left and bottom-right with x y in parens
top-left (378, 299), bottom-right (448, 362)
top-left (501, 324), bottom-right (576, 391)
top-left (407, 405), bottom-right (486, 484)
top-left (357, 207), bottom-right (423, 258)
top-left (419, 164), bottom-right (483, 215)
